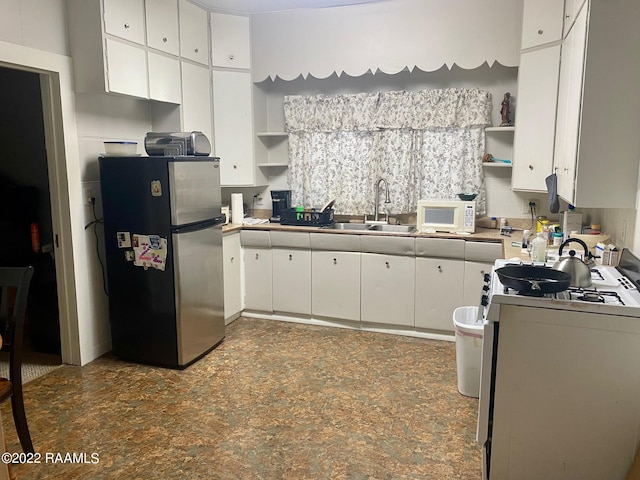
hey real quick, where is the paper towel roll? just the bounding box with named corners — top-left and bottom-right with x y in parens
top-left (231, 193), bottom-right (244, 224)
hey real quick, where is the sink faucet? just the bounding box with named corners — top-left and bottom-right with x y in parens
top-left (374, 177), bottom-right (391, 222)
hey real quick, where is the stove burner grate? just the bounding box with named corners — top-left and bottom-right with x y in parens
top-left (569, 287), bottom-right (625, 305)
top-left (577, 292), bottom-right (605, 303)
top-left (591, 268), bottom-right (605, 281)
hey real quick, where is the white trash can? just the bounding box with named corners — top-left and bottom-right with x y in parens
top-left (453, 306), bottom-right (485, 398)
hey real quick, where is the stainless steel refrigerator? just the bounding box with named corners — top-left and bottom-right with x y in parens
top-left (99, 155), bottom-right (225, 369)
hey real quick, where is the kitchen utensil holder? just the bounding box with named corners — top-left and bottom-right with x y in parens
top-left (280, 208), bottom-right (335, 226)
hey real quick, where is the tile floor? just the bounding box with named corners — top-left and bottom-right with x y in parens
top-left (2, 318), bottom-right (481, 479)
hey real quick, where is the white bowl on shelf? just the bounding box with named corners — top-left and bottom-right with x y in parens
top-left (104, 141), bottom-right (138, 156)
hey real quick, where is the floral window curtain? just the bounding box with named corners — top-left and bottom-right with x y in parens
top-left (284, 88), bottom-right (492, 215)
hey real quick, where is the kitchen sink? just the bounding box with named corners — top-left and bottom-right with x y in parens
top-left (323, 223), bottom-right (416, 233)
top-left (323, 222), bottom-right (371, 230)
top-left (367, 224), bottom-right (416, 233)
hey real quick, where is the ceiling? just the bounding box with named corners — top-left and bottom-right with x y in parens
top-left (193, 0), bottom-right (385, 15)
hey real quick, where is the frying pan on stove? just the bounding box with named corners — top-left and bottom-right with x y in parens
top-left (496, 265), bottom-right (572, 294)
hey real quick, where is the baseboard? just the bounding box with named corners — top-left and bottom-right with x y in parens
top-left (240, 310), bottom-right (455, 342)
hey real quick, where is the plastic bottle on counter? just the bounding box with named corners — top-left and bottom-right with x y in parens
top-left (490, 217), bottom-right (497, 229)
top-left (500, 218), bottom-right (507, 229)
top-left (553, 232), bottom-right (563, 247)
top-left (522, 229), bottom-right (531, 250)
top-left (531, 232), bottom-right (547, 262)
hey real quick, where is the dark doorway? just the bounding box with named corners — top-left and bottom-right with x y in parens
top-left (0, 66), bottom-right (61, 357)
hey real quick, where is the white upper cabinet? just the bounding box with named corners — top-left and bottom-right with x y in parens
top-left (145, 0), bottom-right (180, 56)
top-left (213, 70), bottom-right (263, 186)
top-left (181, 61), bottom-right (213, 144)
top-left (179, 0), bottom-right (209, 65)
top-left (104, 38), bottom-right (148, 98)
top-left (563, 0), bottom-right (588, 38)
top-left (553, 0), bottom-right (640, 208)
top-left (511, 45), bottom-right (561, 192)
top-left (520, 0), bottom-right (564, 49)
top-left (211, 13), bottom-right (251, 70)
top-left (148, 52), bottom-right (181, 103)
top-left (103, 0), bottom-right (145, 45)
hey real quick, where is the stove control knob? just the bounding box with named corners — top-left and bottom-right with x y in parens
top-left (481, 295), bottom-right (489, 306)
top-left (483, 273), bottom-right (491, 282)
top-left (483, 285), bottom-right (490, 292)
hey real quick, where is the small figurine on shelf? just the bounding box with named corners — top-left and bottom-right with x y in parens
top-left (499, 92), bottom-right (513, 127)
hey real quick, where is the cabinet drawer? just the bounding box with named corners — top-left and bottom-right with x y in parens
top-left (415, 238), bottom-right (465, 259)
top-left (240, 230), bottom-right (271, 247)
top-left (465, 241), bottom-right (503, 263)
top-left (360, 235), bottom-right (415, 256)
top-left (270, 231), bottom-right (310, 249)
top-left (309, 233), bottom-right (361, 252)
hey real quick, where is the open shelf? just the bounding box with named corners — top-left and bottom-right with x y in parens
top-left (483, 162), bottom-right (512, 168)
top-left (257, 132), bottom-right (288, 137)
top-left (257, 162), bottom-right (288, 167)
top-left (485, 126), bottom-right (515, 132)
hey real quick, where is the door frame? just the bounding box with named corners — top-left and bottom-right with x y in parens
top-left (0, 41), bottom-right (82, 365)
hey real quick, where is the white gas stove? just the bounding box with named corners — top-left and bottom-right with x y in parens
top-left (477, 248), bottom-right (640, 480)
top-left (481, 254), bottom-right (640, 321)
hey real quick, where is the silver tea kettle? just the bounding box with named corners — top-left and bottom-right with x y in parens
top-left (552, 238), bottom-right (592, 288)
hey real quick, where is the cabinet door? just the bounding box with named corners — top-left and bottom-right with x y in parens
top-left (272, 248), bottom-right (311, 315)
top-left (145, 0), bottom-right (180, 56)
top-left (563, 0), bottom-right (587, 38)
top-left (312, 251), bottom-right (361, 322)
top-left (148, 52), bottom-right (181, 104)
top-left (414, 258), bottom-right (464, 332)
top-left (103, 0), bottom-right (145, 45)
top-left (554, 5), bottom-right (588, 203)
top-left (462, 261), bottom-right (492, 307)
top-left (211, 13), bottom-right (251, 69)
top-left (105, 38), bottom-right (148, 99)
top-left (223, 233), bottom-right (242, 321)
top-left (521, 0), bottom-right (564, 49)
top-left (361, 254), bottom-right (415, 327)
top-left (511, 46), bottom-right (561, 192)
top-left (213, 70), bottom-right (255, 186)
top-left (243, 247), bottom-right (272, 312)
top-left (181, 62), bottom-right (213, 145)
top-left (179, 0), bottom-right (209, 65)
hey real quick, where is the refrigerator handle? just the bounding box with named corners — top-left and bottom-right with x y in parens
top-left (173, 217), bottom-right (225, 234)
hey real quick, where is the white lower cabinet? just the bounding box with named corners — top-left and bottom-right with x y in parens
top-left (361, 253), bottom-right (415, 327)
top-left (222, 233), bottom-right (242, 322)
top-left (272, 248), bottom-right (311, 315)
top-left (243, 247), bottom-right (272, 312)
top-left (414, 258), bottom-right (464, 332)
top-left (311, 251), bottom-right (361, 321)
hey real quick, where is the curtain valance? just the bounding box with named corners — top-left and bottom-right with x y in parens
top-left (283, 88), bottom-right (492, 132)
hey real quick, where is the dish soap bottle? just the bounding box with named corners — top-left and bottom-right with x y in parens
top-left (531, 232), bottom-right (547, 262)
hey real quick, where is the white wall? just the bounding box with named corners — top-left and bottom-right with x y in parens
top-left (253, 63), bottom-right (568, 220)
top-left (251, 0), bottom-right (522, 82)
top-left (0, 0), bottom-right (154, 365)
top-left (0, 0), bottom-right (68, 56)
top-left (75, 93), bottom-right (154, 362)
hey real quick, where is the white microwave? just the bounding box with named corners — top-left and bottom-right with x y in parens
top-left (417, 199), bottom-right (476, 233)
